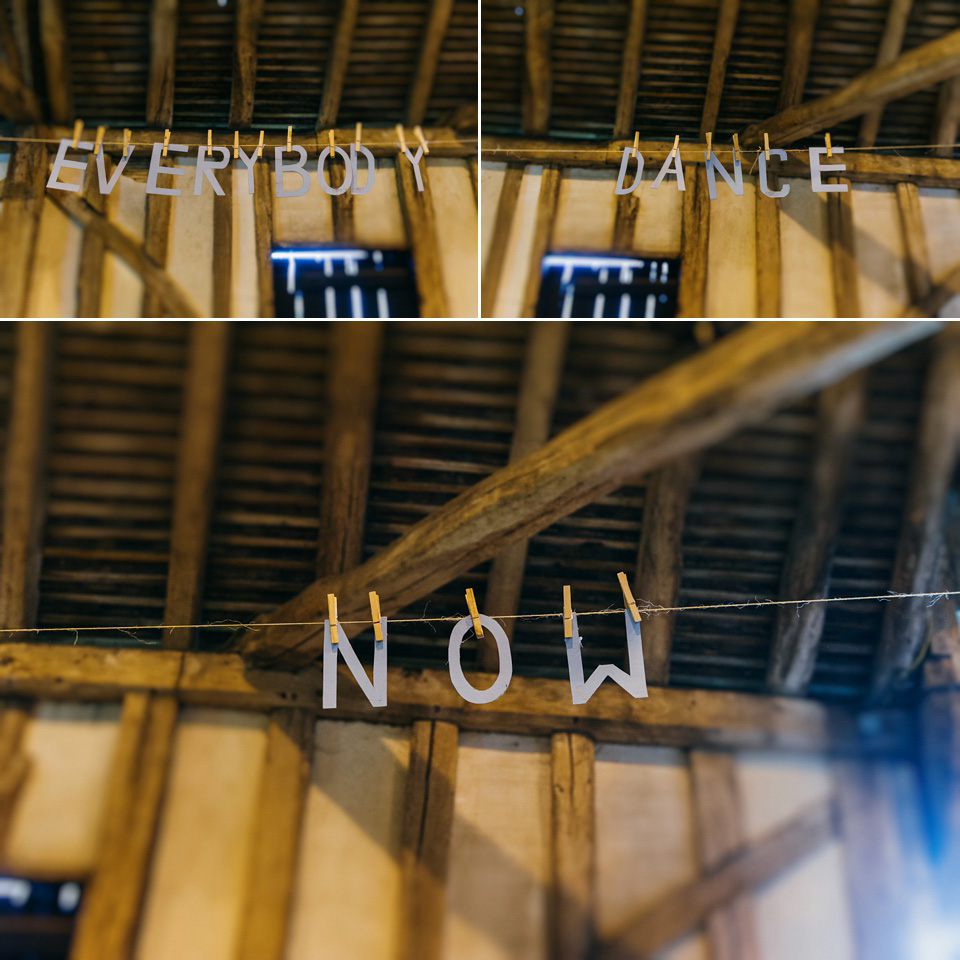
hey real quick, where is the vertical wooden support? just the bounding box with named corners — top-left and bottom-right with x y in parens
top-left (38, 0), bottom-right (71, 124)
top-left (69, 692), bottom-right (179, 960)
top-left (213, 166), bottom-right (234, 317)
top-left (318, 322), bottom-right (382, 578)
top-left (237, 709), bottom-right (315, 960)
top-left (519, 164), bottom-right (561, 318)
top-left (767, 374), bottom-right (866, 694)
top-left (480, 322), bottom-right (568, 666)
top-left (896, 181), bottom-right (932, 301)
top-left (147, 0), bottom-right (179, 127)
top-left (827, 179), bottom-right (860, 317)
top-left (690, 751), bottom-right (759, 960)
top-left (858, 0), bottom-right (913, 147)
top-left (330, 157), bottom-right (355, 244)
top-left (523, 0), bottom-right (554, 135)
top-left (253, 159), bottom-right (275, 318)
top-left (699, 0), bottom-right (740, 139)
top-left (633, 456), bottom-right (701, 685)
top-left (396, 158), bottom-right (449, 318)
top-left (612, 185), bottom-right (640, 253)
top-left (407, 0), bottom-right (455, 126)
top-left (480, 163), bottom-right (523, 318)
top-left (549, 732), bottom-right (595, 960)
top-left (755, 179), bottom-right (781, 317)
top-left (0, 143), bottom-right (47, 318)
top-left (613, 0), bottom-right (649, 139)
top-left (677, 166), bottom-right (709, 319)
top-left (317, 0), bottom-right (359, 128)
top-left (143, 174), bottom-right (176, 318)
top-left (229, 0), bottom-right (265, 128)
top-left (77, 155), bottom-right (110, 318)
top-left (398, 720), bottom-right (459, 960)
top-left (778, 0), bottom-right (819, 110)
top-left (162, 323), bottom-right (231, 650)
top-left (933, 76), bottom-right (960, 158)
top-left (0, 704), bottom-right (30, 853)
top-left (0, 323), bottom-right (54, 633)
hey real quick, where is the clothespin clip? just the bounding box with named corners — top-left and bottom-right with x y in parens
top-left (207, 129), bottom-right (212, 154)
top-left (257, 129), bottom-right (264, 159)
top-left (705, 131), bottom-right (712, 158)
top-left (355, 121), bottom-right (362, 151)
top-left (396, 123), bottom-right (407, 152)
top-left (93, 125), bottom-right (105, 156)
top-left (617, 572), bottom-right (642, 624)
top-left (287, 125), bottom-right (292, 152)
top-left (72, 119), bottom-right (83, 149)
top-left (327, 593), bottom-right (338, 643)
top-left (327, 129), bottom-right (335, 152)
top-left (631, 131), bottom-right (639, 159)
top-left (369, 591), bottom-right (383, 644)
top-left (123, 128), bottom-right (131, 157)
top-left (670, 134), bottom-right (679, 159)
top-left (732, 132), bottom-right (741, 165)
top-left (233, 131), bottom-right (239, 159)
top-left (465, 588), bottom-right (483, 639)
top-left (162, 128), bottom-right (171, 158)
top-left (763, 132), bottom-right (770, 162)
top-left (825, 132), bottom-right (832, 158)
top-left (563, 585), bottom-right (573, 640)
top-left (414, 125), bottom-right (429, 155)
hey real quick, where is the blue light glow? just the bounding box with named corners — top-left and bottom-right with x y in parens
top-left (271, 249), bottom-right (371, 262)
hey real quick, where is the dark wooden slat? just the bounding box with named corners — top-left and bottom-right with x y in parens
top-left (755, 181), bottom-right (781, 317)
top-left (767, 375), bottom-right (866, 695)
top-left (481, 163), bottom-right (523, 318)
top-left (317, 0), bottom-right (359, 129)
top-left (76, 155), bottom-right (109, 318)
top-left (0, 144), bottom-right (46, 318)
top-left (612, 187), bottom-right (640, 252)
top-left (677, 165), bottom-right (709, 318)
top-left (147, 0), bottom-right (178, 127)
top-left (229, 0), bottom-right (265, 128)
top-left (858, 0), bottom-right (912, 147)
top-left (523, 0), bottom-right (554, 135)
top-left (330, 156), bottom-right (354, 244)
top-left (38, 0), bottom-right (70, 124)
top-left (253, 159), bottom-right (275, 317)
top-left (407, 0), bottom-right (455, 126)
top-left (143, 173), bottom-right (175, 318)
top-left (700, 0), bottom-right (740, 139)
top-left (613, 0), bottom-right (649, 140)
top-left (213, 165), bottom-right (233, 317)
top-left (827, 178), bottom-right (860, 317)
top-left (519, 165), bottom-right (560, 318)
top-left (933, 77), bottom-right (960, 158)
top-left (396, 157), bottom-right (449, 317)
top-left (896, 182), bottom-right (932, 302)
top-left (778, 0), bottom-right (819, 110)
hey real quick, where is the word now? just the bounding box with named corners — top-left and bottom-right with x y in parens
top-left (615, 146), bottom-right (854, 197)
top-left (45, 139), bottom-right (428, 198)
top-left (321, 610), bottom-right (647, 708)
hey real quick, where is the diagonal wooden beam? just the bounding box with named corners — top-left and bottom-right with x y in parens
top-left (767, 375), bottom-right (866, 695)
top-left (597, 798), bottom-right (836, 960)
top-left (233, 321), bottom-right (940, 667)
top-left (229, 0), bottom-right (265, 128)
top-left (933, 76), bottom-right (960, 158)
top-left (902, 262), bottom-right (960, 317)
top-left (871, 329), bottom-right (960, 699)
top-left (745, 27), bottom-right (960, 147)
top-left (858, 0), bottom-right (913, 147)
top-left (523, 0), bottom-right (554, 135)
top-left (0, 58), bottom-right (40, 122)
top-left (613, 0), bottom-right (649, 140)
top-left (38, 0), bottom-right (71, 124)
top-left (147, 0), bottom-right (178, 127)
top-left (896, 181), bottom-right (932, 302)
top-left (407, 0), bottom-right (455, 126)
top-left (317, 0), bottom-right (359, 129)
top-left (396, 159), bottom-right (449, 317)
top-left (481, 163), bottom-right (523, 317)
top-left (162, 323), bottom-right (232, 650)
top-left (699, 0), bottom-right (740, 138)
top-left (519, 165), bottom-right (561, 317)
top-left (778, 0), bottom-right (819, 111)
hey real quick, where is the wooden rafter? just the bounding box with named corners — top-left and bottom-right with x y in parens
top-left (699, 0), bottom-right (740, 139)
top-left (147, 0), bottom-right (178, 127)
top-left (234, 322), bottom-right (939, 668)
top-left (613, 0), bottom-right (649, 140)
top-left (0, 144), bottom-right (47, 317)
top-left (778, 0), bottom-right (819, 111)
top-left (76, 154), bottom-right (109, 318)
top-left (38, 0), bottom-right (71, 124)
top-left (229, 0), bottom-right (265, 128)
top-left (162, 322), bottom-right (232, 650)
top-left (0, 643), bottom-right (914, 756)
top-left (407, 0), bottom-right (455, 126)
top-left (317, 0), bottom-right (359, 129)
top-left (519, 165), bottom-right (560, 317)
top-left (858, 0), bottom-right (913, 147)
top-left (933, 76), bottom-right (960, 158)
top-left (142, 184), bottom-right (175, 318)
top-left (896, 181), bottom-right (932, 302)
top-left (6, 0), bottom-right (32, 90)
top-left (481, 163), bottom-right (523, 317)
top-left (743, 28), bottom-right (960, 147)
top-left (766, 375), bottom-right (866, 696)
top-left (0, 58), bottom-right (40, 122)
top-left (903, 262), bottom-right (960, 317)
top-left (523, 0), bottom-right (554, 135)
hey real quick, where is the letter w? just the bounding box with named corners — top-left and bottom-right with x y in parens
top-left (564, 611), bottom-right (648, 704)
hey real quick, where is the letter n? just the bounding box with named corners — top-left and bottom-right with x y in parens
top-left (322, 618), bottom-right (387, 708)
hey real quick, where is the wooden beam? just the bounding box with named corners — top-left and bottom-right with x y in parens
top-left (519, 165), bottom-right (561, 317)
top-left (142, 176), bottom-right (175, 318)
top-left (69, 692), bottom-right (178, 960)
top-left (613, 0), bottom-right (649, 140)
top-left (318, 322), bottom-right (382, 578)
top-left (7, 0), bottom-right (32, 90)
top-left (596, 799), bottom-right (836, 960)
top-left (744, 29), bottom-right (960, 148)
top-left (0, 644), bottom-right (915, 757)
top-left (234, 321), bottom-right (939, 667)
top-left (523, 0), bottom-right (554, 135)
top-left (48, 189), bottom-right (201, 318)
top-left (872, 330), bottom-right (960, 698)
top-left (690, 750), bottom-right (759, 960)
top-left (827, 178), bottom-right (860, 316)
top-left (407, 0), bottom-right (455, 126)
top-left (237, 709), bottom-right (314, 960)
top-left (481, 163), bottom-right (524, 317)
top-left (699, 0), bottom-right (740, 139)
top-left (0, 704), bottom-right (30, 851)
top-left (0, 144), bottom-right (47, 318)
top-left (612, 186), bottom-right (640, 252)
top-left (755, 183), bottom-right (781, 317)
top-left (549, 732), bottom-right (595, 960)
top-left (933, 76), bottom-right (960, 158)
top-left (858, 0), bottom-right (913, 147)
top-left (330, 155), bottom-right (354, 243)
top-left (0, 58), bottom-right (40, 122)
top-left (38, 0), bottom-right (71, 124)
top-left (253, 160), bottom-right (275, 317)
top-left (778, 0), bottom-right (819, 110)
top-left (396, 158), bottom-right (449, 317)
top-left (229, 0), bottom-right (265, 128)
top-left (147, 0), bottom-right (178, 127)
top-left (213, 166), bottom-right (233, 317)
top-left (767, 375), bottom-right (866, 695)
top-left (398, 720), bottom-right (459, 960)
top-left (903, 262), bottom-right (960, 318)
top-left (480, 321), bottom-right (568, 666)
top-left (76, 155), bottom-right (109, 318)
top-left (0, 323), bottom-right (54, 633)
top-left (317, 0), bottom-right (359, 129)
top-left (162, 323), bottom-right (231, 650)
top-left (677, 166), bottom-right (709, 318)
top-left (896, 181), bottom-right (932, 302)
top-left (633, 456), bottom-right (701, 686)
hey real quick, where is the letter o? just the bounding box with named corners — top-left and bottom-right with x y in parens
top-left (448, 614), bottom-right (513, 704)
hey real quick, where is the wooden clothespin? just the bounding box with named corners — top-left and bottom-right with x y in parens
top-left (631, 131), bottom-right (639, 159)
top-left (562, 585), bottom-right (573, 640)
top-left (705, 131), bottom-right (712, 157)
top-left (825, 132), bottom-right (832, 158)
top-left (257, 129), bottom-right (264, 159)
top-left (327, 592), bottom-right (338, 643)
top-left (369, 591), bottom-right (383, 644)
top-left (617, 572), bottom-right (642, 624)
top-left (123, 128), bottom-right (131, 157)
top-left (396, 123), bottom-right (407, 152)
top-left (72, 119), bottom-right (83, 149)
top-left (93, 125), bottom-right (105, 156)
top-left (287, 125), bottom-right (292, 152)
top-left (732, 132), bottom-right (741, 165)
top-left (207, 129), bottom-right (212, 153)
top-left (763, 132), bottom-right (770, 162)
top-left (327, 128), bottom-right (335, 152)
top-left (233, 131), bottom-right (239, 159)
top-left (162, 128), bottom-right (171, 158)
top-left (670, 134), bottom-right (679, 159)
top-left (414, 125), bottom-right (429, 155)
top-left (465, 588), bottom-right (483, 639)
top-left (355, 121), bottom-right (362, 151)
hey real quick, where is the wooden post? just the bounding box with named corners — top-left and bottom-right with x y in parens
top-left (77, 154), bottom-right (109, 318)
top-left (317, 0), bottom-right (359, 128)
top-left (481, 163), bottom-right (524, 317)
top-left (858, 0), bottom-right (913, 147)
top-left (699, 0), bottom-right (740, 139)
top-left (827, 178), bottom-right (860, 316)
top-left (38, 0), bottom-right (71, 123)
top-left (677, 166), bottom-right (709, 318)
top-left (253, 159), bottom-right (275, 317)
top-left (519, 165), bottom-right (561, 318)
top-left (0, 704), bottom-right (30, 853)
top-left (0, 143), bottom-right (47, 318)
top-left (755, 177), bottom-right (781, 317)
top-left (778, 0), bottom-right (819, 110)
top-left (396, 158), bottom-right (449, 317)
top-left (407, 0), bottom-right (455, 126)
top-left (147, 0), bottom-right (178, 127)
top-left (896, 181), bottom-right (932, 301)
top-left (613, 0), bottom-right (649, 139)
top-left (213, 165), bottom-right (234, 317)
top-left (523, 0), bottom-right (554, 135)
top-left (229, 0), bottom-right (265, 128)
top-left (933, 76), bottom-right (960, 158)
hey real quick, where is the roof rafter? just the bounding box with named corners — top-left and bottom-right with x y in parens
top-left (932, 75), bottom-right (960, 158)
top-left (613, 0), bottom-right (650, 140)
top-left (407, 0), bottom-right (455, 126)
top-left (858, 0), bottom-right (913, 147)
top-left (147, 0), bottom-right (178, 127)
top-left (699, 0), bottom-right (740, 138)
top-left (777, 0), bottom-right (819, 111)
top-left (229, 0), bottom-right (265, 128)
top-left (38, 0), bottom-right (71, 123)
top-left (317, 0), bottom-right (359, 129)
top-left (523, 0), bottom-right (554, 135)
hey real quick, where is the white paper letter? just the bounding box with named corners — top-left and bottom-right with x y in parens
top-left (758, 148), bottom-right (790, 199)
top-left (47, 138), bottom-right (91, 193)
top-left (615, 149), bottom-right (643, 195)
top-left (322, 618), bottom-right (387, 709)
top-left (809, 146), bottom-right (848, 193)
top-left (147, 142), bottom-right (187, 196)
top-left (96, 146), bottom-right (134, 195)
top-left (195, 146), bottom-right (230, 196)
top-left (237, 147), bottom-right (259, 195)
top-left (317, 145), bottom-right (353, 196)
top-left (704, 151), bottom-right (743, 200)
top-left (564, 610), bottom-right (647, 704)
top-left (275, 145), bottom-right (310, 198)
top-left (651, 150), bottom-right (685, 191)
top-left (350, 144), bottom-right (375, 196)
top-left (448, 614), bottom-right (512, 704)
top-left (401, 145), bottom-right (426, 192)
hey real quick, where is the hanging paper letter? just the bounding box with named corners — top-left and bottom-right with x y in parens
top-left (564, 610), bottom-right (647, 704)
top-left (651, 150), bottom-right (685, 191)
top-left (47, 138), bottom-right (92, 193)
top-left (615, 148), bottom-right (643, 195)
top-left (448, 614), bottom-right (513, 704)
top-left (704, 151), bottom-right (743, 199)
top-left (322, 617), bottom-right (388, 709)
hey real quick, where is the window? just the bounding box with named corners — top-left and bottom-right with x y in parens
top-left (535, 254), bottom-right (679, 318)
top-left (272, 249), bottom-right (420, 319)
top-left (0, 875), bottom-right (82, 959)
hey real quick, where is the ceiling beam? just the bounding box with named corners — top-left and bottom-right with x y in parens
top-left (613, 0), bottom-right (649, 140)
top-left (932, 76), bottom-right (960, 158)
top-left (858, 0), bottom-right (913, 147)
top-left (699, 0), bottom-right (740, 138)
top-left (523, 0), bottom-right (554, 135)
top-left (232, 321), bottom-right (939, 668)
top-left (0, 143), bottom-right (46, 317)
top-left (229, 0), bottom-right (265, 128)
top-left (903, 261), bottom-right (960, 317)
top-left (743, 28), bottom-right (960, 147)
top-left (0, 54), bottom-right (39, 123)
top-left (317, 0), bottom-right (359, 129)
top-left (147, 0), bottom-right (178, 126)
top-left (407, 0), bottom-right (455, 126)
top-left (38, 0), bottom-right (71, 123)
top-left (778, 0), bottom-right (819, 110)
